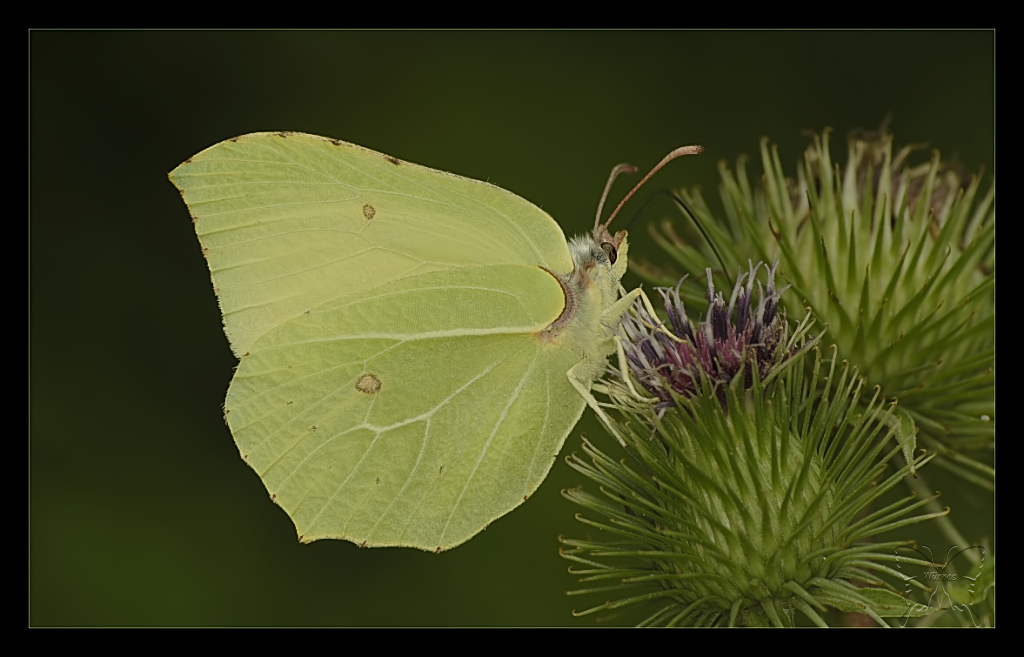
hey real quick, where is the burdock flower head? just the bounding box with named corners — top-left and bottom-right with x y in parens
top-left (619, 260), bottom-right (795, 408)
top-left (562, 263), bottom-right (942, 627)
top-left (636, 128), bottom-right (994, 490)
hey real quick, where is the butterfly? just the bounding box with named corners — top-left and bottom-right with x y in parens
top-left (169, 132), bottom-right (701, 551)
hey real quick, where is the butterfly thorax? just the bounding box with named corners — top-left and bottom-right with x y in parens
top-left (535, 234), bottom-right (628, 379)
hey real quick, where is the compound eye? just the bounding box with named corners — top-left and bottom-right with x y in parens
top-left (600, 241), bottom-right (617, 265)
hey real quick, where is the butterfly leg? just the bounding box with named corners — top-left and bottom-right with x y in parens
top-left (599, 287), bottom-right (641, 332)
top-left (610, 286), bottom-right (674, 340)
top-left (636, 287), bottom-right (661, 323)
top-left (599, 287), bottom-right (678, 403)
top-left (613, 284), bottom-right (659, 322)
top-left (563, 288), bottom-right (645, 448)
top-left (635, 288), bottom-right (686, 341)
top-left (566, 360), bottom-right (629, 448)
top-left (614, 334), bottom-right (657, 403)
top-left (602, 289), bottom-right (657, 400)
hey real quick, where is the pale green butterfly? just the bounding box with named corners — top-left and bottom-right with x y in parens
top-left (169, 132), bottom-right (702, 551)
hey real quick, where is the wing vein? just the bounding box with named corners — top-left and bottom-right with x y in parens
top-left (437, 347), bottom-right (539, 545)
top-left (300, 355), bottom-right (510, 533)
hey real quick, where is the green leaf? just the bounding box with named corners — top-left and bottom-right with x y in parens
top-left (821, 588), bottom-right (931, 618)
top-left (890, 408), bottom-right (918, 476)
top-left (948, 551), bottom-right (994, 606)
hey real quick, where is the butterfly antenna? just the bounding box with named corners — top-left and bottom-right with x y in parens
top-left (601, 145), bottom-right (704, 232)
top-left (625, 189), bottom-right (733, 289)
top-left (594, 163), bottom-right (639, 231)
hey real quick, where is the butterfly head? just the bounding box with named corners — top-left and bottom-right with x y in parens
top-left (592, 224), bottom-right (628, 283)
top-left (568, 229), bottom-right (628, 301)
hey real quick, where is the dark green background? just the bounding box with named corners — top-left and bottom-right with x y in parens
top-left (30, 31), bottom-right (994, 626)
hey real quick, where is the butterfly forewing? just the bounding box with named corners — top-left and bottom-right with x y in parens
top-left (169, 132), bottom-right (575, 357)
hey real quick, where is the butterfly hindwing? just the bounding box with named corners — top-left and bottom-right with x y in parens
top-left (226, 264), bottom-right (584, 550)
